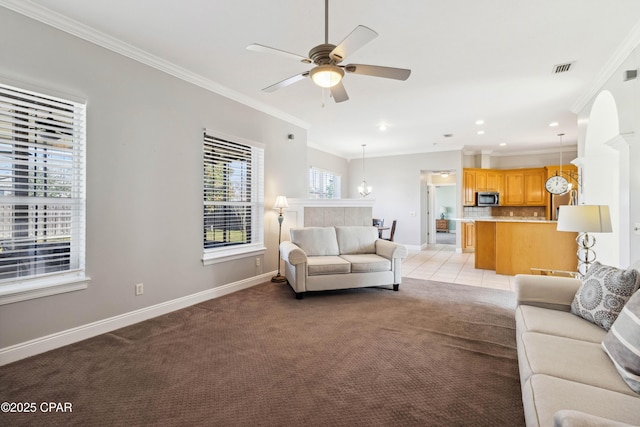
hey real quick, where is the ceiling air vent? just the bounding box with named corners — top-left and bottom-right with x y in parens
top-left (553, 62), bottom-right (574, 74)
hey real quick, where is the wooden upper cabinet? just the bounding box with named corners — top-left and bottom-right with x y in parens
top-left (463, 169), bottom-right (476, 206)
top-left (475, 170), bottom-right (487, 191)
top-left (524, 168), bottom-right (546, 206)
top-left (503, 171), bottom-right (524, 206)
top-left (502, 168), bottom-right (546, 206)
top-left (463, 168), bottom-right (502, 206)
top-left (486, 170), bottom-right (502, 193)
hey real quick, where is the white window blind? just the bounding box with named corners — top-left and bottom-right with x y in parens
top-left (203, 132), bottom-right (264, 255)
top-left (309, 167), bottom-right (341, 199)
top-left (0, 82), bottom-right (86, 284)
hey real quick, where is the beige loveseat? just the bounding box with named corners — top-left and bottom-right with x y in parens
top-left (515, 274), bottom-right (640, 426)
top-left (279, 226), bottom-right (407, 299)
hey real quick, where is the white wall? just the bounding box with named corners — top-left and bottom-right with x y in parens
top-left (0, 9), bottom-right (308, 348)
top-left (577, 46), bottom-right (640, 266)
top-left (348, 150), bottom-right (463, 248)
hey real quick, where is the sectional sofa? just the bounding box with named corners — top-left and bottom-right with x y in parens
top-left (515, 272), bottom-right (640, 426)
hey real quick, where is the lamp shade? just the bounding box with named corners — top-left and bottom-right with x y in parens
top-left (440, 206), bottom-right (447, 214)
top-left (557, 205), bottom-right (612, 233)
top-left (273, 196), bottom-right (288, 210)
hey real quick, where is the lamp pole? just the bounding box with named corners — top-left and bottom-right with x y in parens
top-left (271, 196), bottom-right (288, 283)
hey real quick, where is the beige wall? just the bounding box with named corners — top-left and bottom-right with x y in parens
top-left (0, 8), bottom-right (308, 349)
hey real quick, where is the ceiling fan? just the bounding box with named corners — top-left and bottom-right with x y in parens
top-left (246, 0), bottom-right (411, 103)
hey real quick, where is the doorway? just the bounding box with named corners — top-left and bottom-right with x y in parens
top-left (434, 184), bottom-right (456, 244)
top-left (424, 171), bottom-right (457, 246)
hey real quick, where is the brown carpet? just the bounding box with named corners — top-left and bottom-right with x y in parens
top-left (0, 278), bottom-right (524, 426)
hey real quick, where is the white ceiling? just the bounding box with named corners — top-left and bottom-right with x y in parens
top-left (6, 0), bottom-right (640, 159)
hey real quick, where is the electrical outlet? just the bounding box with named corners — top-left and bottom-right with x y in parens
top-left (255, 257), bottom-right (261, 266)
top-left (135, 283), bottom-right (144, 296)
top-left (509, 211), bottom-right (514, 217)
top-left (533, 212), bottom-right (538, 217)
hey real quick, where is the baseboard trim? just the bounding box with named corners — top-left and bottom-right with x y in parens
top-left (0, 272), bottom-right (275, 366)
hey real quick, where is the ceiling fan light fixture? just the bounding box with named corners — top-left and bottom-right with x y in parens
top-left (310, 65), bottom-right (344, 88)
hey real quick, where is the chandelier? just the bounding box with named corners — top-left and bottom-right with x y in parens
top-left (357, 144), bottom-right (372, 197)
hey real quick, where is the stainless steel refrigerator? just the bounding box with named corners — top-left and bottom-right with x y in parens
top-left (551, 190), bottom-right (577, 220)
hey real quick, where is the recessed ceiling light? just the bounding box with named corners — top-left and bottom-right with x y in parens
top-left (477, 130), bottom-right (485, 135)
top-left (499, 142), bottom-right (507, 146)
top-left (475, 120), bottom-right (484, 125)
top-left (549, 122), bottom-right (559, 127)
top-left (378, 124), bottom-right (388, 131)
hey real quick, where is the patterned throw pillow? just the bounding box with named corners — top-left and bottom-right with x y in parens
top-left (570, 262), bottom-right (640, 330)
top-left (602, 290), bottom-right (640, 394)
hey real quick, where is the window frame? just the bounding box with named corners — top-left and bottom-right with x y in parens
top-left (309, 166), bottom-right (341, 199)
top-left (201, 129), bottom-right (265, 266)
top-left (0, 79), bottom-right (88, 305)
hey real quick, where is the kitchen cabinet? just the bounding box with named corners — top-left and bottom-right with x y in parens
top-left (485, 170), bottom-right (502, 193)
top-left (463, 168), bottom-right (502, 206)
top-left (502, 171), bottom-right (524, 205)
top-left (473, 220), bottom-right (578, 275)
top-left (502, 168), bottom-right (546, 206)
top-left (462, 221), bottom-right (475, 250)
top-left (524, 169), bottom-right (546, 205)
top-left (463, 169), bottom-right (476, 206)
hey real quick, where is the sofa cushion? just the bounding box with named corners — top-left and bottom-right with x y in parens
top-left (290, 227), bottom-right (339, 256)
top-left (307, 256), bottom-right (350, 275)
top-left (335, 226), bottom-right (378, 255)
top-left (518, 332), bottom-right (636, 396)
top-left (602, 290), bottom-right (640, 394)
top-left (340, 254), bottom-right (391, 273)
top-left (553, 410), bottom-right (638, 427)
top-left (522, 374), bottom-right (640, 427)
top-left (516, 305), bottom-right (606, 343)
top-left (571, 262), bottom-right (640, 330)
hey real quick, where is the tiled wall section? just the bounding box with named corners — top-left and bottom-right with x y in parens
top-left (304, 207), bottom-right (372, 227)
top-left (463, 206), bottom-right (545, 218)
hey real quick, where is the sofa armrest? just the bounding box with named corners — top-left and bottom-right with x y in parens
top-left (375, 239), bottom-right (408, 260)
top-left (279, 241), bottom-right (307, 265)
top-left (515, 274), bottom-right (581, 311)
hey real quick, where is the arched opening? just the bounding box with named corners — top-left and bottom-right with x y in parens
top-left (582, 90), bottom-right (630, 267)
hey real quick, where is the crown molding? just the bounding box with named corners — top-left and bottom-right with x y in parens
top-left (571, 19), bottom-right (640, 114)
top-left (0, 0), bottom-right (310, 130)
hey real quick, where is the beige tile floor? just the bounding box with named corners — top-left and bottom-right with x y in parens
top-left (403, 244), bottom-right (516, 292)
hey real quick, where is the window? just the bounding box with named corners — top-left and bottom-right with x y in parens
top-left (202, 130), bottom-right (264, 265)
top-left (0, 82), bottom-right (87, 304)
top-left (309, 167), bottom-right (341, 199)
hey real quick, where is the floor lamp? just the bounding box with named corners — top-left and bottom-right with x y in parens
top-left (271, 196), bottom-right (288, 283)
top-left (557, 205), bottom-right (612, 277)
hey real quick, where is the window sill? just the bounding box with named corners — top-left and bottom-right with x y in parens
top-left (202, 244), bottom-right (266, 266)
top-left (0, 271), bottom-right (90, 305)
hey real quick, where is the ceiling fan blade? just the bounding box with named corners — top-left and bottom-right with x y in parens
top-left (246, 44), bottom-right (311, 63)
top-left (262, 72), bottom-right (309, 93)
top-left (345, 64), bottom-right (411, 80)
top-left (330, 25), bottom-right (378, 63)
top-left (330, 82), bottom-right (349, 103)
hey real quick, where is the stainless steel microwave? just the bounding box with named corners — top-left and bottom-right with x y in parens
top-left (476, 192), bottom-right (499, 206)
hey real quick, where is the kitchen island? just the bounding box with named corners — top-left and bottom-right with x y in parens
top-left (471, 218), bottom-right (578, 276)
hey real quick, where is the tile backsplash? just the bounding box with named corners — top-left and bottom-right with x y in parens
top-left (464, 206), bottom-right (546, 218)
